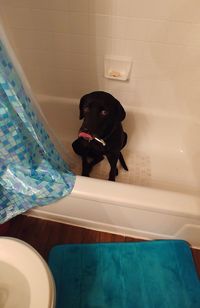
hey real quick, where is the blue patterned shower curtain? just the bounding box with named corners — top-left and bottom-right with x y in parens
top-left (0, 40), bottom-right (75, 223)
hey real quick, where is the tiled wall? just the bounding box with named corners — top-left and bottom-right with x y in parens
top-left (1, 0), bottom-right (200, 117)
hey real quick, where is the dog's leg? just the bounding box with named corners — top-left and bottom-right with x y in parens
top-left (106, 153), bottom-right (119, 181)
top-left (91, 155), bottom-right (104, 167)
top-left (81, 155), bottom-right (104, 177)
top-left (81, 156), bottom-right (91, 177)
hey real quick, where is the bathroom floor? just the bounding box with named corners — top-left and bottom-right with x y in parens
top-left (3, 215), bottom-right (200, 277)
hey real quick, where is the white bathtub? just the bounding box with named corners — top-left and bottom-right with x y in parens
top-left (28, 95), bottom-right (200, 248)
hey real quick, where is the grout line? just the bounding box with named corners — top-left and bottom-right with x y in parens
top-left (8, 27), bottom-right (200, 49)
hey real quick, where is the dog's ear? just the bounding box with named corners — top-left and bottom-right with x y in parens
top-left (79, 95), bottom-right (87, 119)
top-left (115, 99), bottom-right (126, 122)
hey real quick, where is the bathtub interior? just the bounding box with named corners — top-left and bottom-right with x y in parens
top-left (38, 95), bottom-right (200, 196)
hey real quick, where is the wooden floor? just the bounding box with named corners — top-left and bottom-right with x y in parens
top-left (3, 215), bottom-right (200, 277)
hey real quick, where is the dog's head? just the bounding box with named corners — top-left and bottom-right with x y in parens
top-left (79, 91), bottom-right (126, 139)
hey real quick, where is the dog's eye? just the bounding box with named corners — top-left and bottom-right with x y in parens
top-left (83, 107), bottom-right (90, 113)
top-left (100, 110), bottom-right (108, 116)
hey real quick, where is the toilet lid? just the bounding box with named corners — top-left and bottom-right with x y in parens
top-left (0, 237), bottom-right (55, 308)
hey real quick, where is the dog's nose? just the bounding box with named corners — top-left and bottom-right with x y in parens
top-left (81, 127), bottom-right (89, 133)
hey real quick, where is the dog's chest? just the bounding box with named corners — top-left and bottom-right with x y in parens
top-left (82, 139), bottom-right (106, 156)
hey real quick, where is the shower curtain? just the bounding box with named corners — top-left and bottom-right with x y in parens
top-left (0, 36), bottom-right (75, 223)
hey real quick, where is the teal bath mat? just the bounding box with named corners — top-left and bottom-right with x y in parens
top-left (48, 240), bottom-right (200, 308)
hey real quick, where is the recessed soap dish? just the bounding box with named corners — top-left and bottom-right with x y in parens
top-left (104, 56), bottom-right (132, 81)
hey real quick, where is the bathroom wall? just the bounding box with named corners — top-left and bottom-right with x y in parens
top-left (0, 0), bottom-right (200, 118)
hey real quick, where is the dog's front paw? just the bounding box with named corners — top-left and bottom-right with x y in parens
top-left (108, 173), bottom-right (116, 181)
top-left (108, 177), bottom-right (116, 181)
top-left (82, 163), bottom-right (92, 177)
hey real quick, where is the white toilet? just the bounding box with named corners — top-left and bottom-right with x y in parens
top-left (0, 237), bottom-right (55, 308)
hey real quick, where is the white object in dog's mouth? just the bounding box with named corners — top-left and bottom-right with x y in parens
top-left (79, 132), bottom-right (106, 146)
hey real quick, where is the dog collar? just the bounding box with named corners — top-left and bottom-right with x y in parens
top-left (79, 132), bottom-right (106, 146)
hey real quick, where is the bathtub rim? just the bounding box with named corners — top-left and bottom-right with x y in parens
top-left (63, 176), bottom-right (200, 219)
top-left (27, 175), bottom-right (200, 249)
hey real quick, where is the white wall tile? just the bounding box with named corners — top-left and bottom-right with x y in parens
top-left (69, 13), bottom-right (89, 35)
top-left (89, 0), bottom-right (117, 16)
top-left (24, 0), bottom-right (49, 9)
top-left (1, 0), bottom-right (200, 117)
top-left (89, 36), bottom-right (112, 55)
top-left (117, 0), bottom-right (200, 23)
top-left (30, 9), bottom-right (55, 31)
top-left (0, 0), bottom-right (29, 7)
top-left (0, 0), bottom-right (48, 9)
top-left (54, 52), bottom-right (89, 71)
top-left (1, 7), bottom-right (34, 29)
top-left (21, 66), bottom-right (45, 93)
top-left (10, 29), bottom-right (54, 50)
top-left (89, 14), bottom-right (113, 37)
top-left (69, 0), bottom-right (89, 13)
top-left (15, 49), bottom-right (55, 69)
top-left (48, 0), bottom-right (69, 11)
top-left (47, 10), bottom-right (70, 33)
top-left (53, 33), bottom-right (89, 54)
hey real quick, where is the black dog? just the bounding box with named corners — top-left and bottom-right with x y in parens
top-left (72, 91), bottom-right (128, 181)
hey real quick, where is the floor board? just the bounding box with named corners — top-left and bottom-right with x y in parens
top-left (3, 215), bottom-right (200, 277)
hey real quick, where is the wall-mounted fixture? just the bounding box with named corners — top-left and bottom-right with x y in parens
top-left (104, 55), bottom-right (132, 81)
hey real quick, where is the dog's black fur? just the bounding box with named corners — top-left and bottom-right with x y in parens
top-left (72, 91), bottom-right (128, 181)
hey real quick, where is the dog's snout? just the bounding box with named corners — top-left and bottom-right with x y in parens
top-left (81, 127), bottom-right (89, 133)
